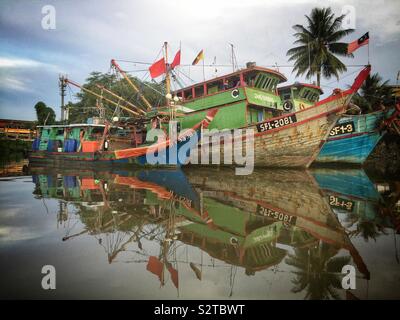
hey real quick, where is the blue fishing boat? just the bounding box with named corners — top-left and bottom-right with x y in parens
top-left (315, 109), bottom-right (395, 164)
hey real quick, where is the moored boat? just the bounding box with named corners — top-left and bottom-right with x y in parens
top-left (190, 66), bottom-right (371, 168)
top-left (278, 79), bottom-right (400, 165)
top-left (28, 109), bottom-right (218, 167)
top-left (315, 106), bottom-right (399, 164)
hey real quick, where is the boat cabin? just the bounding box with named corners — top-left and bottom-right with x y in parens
top-left (169, 64), bottom-right (288, 130)
top-left (33, 123), bottom-right (144, 153)
top-left (278, 82), bottom-right (323, 113)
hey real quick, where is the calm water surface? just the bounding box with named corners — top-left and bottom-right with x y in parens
top-left (0, 162), bottom-right (399, 299)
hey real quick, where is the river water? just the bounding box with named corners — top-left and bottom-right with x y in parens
top-left (0, 161), bottom-right (399, 299)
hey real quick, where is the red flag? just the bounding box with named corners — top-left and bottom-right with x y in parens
top-left (149, 58), bottom-right (166, 78)
top-left (347, 32), bottom-right (369, 54)
top-left (171, 50), bottom-right (181, 69)
top-left (146, 256), bottom-right (163, 282)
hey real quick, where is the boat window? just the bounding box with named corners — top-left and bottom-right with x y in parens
top-left (244, 71), bottom-right (257, 87)
top-left (176, 91), bottom-right (183, 99)
top-left (183, 89), bottom-right (192, 100)
top-left (269, 79), bottom-right (276, 91)
top-left (194, 85), bottom-right (204, 98)
top-left (208, 80), bottom-right (222, 94)
top-left (247, 105), bottom-right (264, 124)
top-left (262, 77), bottom-right (271, 90)
top-left (254, 73), bottom-right (264, 88)
top-left (89, 127), bottom-right (104, 140)
top-left (227, 75), bottom-right (241, 88)
top-left (313, 93), bottom-right (320, 102)
top-left (300, 89), bottom-right (309, 100)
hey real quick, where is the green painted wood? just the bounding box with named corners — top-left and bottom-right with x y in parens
top-left (245, 87), bottom-right (282, 110)
top-left (180, 102), bottom-right (248, 130)
top-left (182, 88), bottom-right (246, 112)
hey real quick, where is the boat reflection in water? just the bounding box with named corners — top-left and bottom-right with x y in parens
top-left (30, 166), bottom-right (399, 299)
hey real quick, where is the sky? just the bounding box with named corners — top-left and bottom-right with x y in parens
top-left (0, 0), bottom-right (399, 120)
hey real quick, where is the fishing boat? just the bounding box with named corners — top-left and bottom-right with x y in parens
top-left (187, 66), bottom-right (371, 168)
top-left (28, 109), bottom-right (218, 167)
top-left (91, 46), bottom-right (371, 169)
top-left (278, 81), bottom-right (400, 165)
top-left (316, 106), bottom-right (399, 164)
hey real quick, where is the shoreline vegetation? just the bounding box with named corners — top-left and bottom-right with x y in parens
top-left (0, 139), bottom-right (31, 163)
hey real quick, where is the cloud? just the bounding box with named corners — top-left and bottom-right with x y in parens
top-left (0, 57), bottom-right (43, 68)
top-left (0, 56), bottom-right (62, 72)
top-left (0, 0), bottom-right (399, 120)
top-left (0, 76), bottom-right (32, 92)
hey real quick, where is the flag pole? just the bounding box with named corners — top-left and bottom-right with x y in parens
top-left (202, 57), bottom-right (205, 82)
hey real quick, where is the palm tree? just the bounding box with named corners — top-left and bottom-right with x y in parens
top-left (344, 211), bottom-right (387, 242)
top-left (287, 7), bottom-right (354, 86)
top-left (285, 242), bottom-right (350, 300)
top-left (351, 73), bottom-right (394, 113)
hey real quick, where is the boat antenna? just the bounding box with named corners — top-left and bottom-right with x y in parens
top-left (229, 43), bottom-right (238, 72)
top-left (59, 75), bottom-right (67, 122)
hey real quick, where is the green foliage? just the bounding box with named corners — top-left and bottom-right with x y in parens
top-left (351, 73), bottom-right (395, 113)
top-left (34, 101), bottom-right (56, 125)
top-left (0, 139), bottom-right (31, 161)
top-left (287, 7), bottom-right (354, 86)
top-left (67, 71), bottom-right (166, 124)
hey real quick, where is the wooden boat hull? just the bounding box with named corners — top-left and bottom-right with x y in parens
top-left (196, 97), bottom-right (347, 168)
top-left (189, 67), bottom-right (371, 168)
top-left (315, 109), bottom-right (393, 164)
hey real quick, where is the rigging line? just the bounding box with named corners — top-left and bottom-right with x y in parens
top-left (141, 79), bottom-right (165, 96)
top-left (176, 67), bottom-right (196, 83)
top-left (113, 59), bottom-right (152, 65)
top-left (116, 61), bottom-right (368, 68)
top-left (321, 67), bottom-right (363, 87)
top-left (171, 70), bottom-right (186, 89)
top-left (124, 69), bottom-right (150, 73)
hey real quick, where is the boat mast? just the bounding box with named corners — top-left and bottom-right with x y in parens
top-left (164, 41), bottom-right (175, 119)
top-left (111, 59), bottom-right (153, 111)
top-left (164, 42), bottom-right (171, 97)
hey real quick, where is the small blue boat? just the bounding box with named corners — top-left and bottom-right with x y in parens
top-left (316, 109), bottom-right (394, 165)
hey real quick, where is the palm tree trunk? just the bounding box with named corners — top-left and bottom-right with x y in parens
top-left (317, 70), bottom-right (321, 87)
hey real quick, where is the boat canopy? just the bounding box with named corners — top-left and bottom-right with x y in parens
top-left (173, 65), bottom-right (287, 102)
